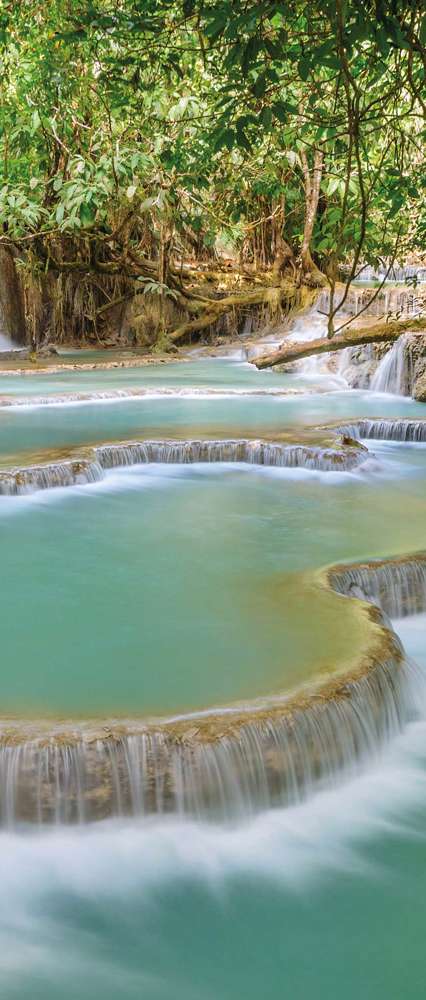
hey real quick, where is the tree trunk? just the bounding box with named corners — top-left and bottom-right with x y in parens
top-left (253, 318), bottom-right (426, 369)
top-left (300, 148), bottom-right (326, 285)
top-left (0, 247), bottom-right (26, 344)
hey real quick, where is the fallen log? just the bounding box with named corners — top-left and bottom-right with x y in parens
top-left (253, 317), bottom-right (426, 369)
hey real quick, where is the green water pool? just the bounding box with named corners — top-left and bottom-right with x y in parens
top-left (0, 354), bottom-right (425, 1000)
top-left (0, 441), bottom-right (425, 716)
top-left (0, 394), bottom-right (424, 469)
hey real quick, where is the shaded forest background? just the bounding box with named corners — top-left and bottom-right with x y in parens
top-left (0, 0), bottom-right (425, 349)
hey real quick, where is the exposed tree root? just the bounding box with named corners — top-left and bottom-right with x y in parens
top-left (0, 232), bottom-right (326, 348)
top-left (168, 281), bottom-right (312, 343)
top-left (254, 317), bottom-right (426, 370)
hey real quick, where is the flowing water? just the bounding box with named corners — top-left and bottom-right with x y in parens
top-left (0, 311), bottom-right (426, 997)
top-left (371, 335), bottom-right (411, 395)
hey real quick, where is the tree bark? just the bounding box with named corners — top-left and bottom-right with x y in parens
top-left (0, 248), bottom-right (26, 344)
top-left (253, 318), bottom-right (426, 370)
top-left (169, 283), bottom-right (299, 343)
top-left (300, 148), bottom-right (326, 285)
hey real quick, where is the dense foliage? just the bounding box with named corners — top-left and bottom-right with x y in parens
top-left (0, 0), bottom-right (425, 343)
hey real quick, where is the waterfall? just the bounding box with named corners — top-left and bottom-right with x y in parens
top-left (329, 553), bottom-right (426, 618)
top-left (95, 439), bottom-right (365, 473)
top-left (336, 419), bottom-right (426, 442)
top-left (0, 459), bottom-right (103, 495)
top-left (0, 331), bottom-right (15, 352)
top-left (353, 265), bottom-right (426, 284)
top-left (0, 437), bottom-right (368, 495)
top-left (342, 286), bottom-right (420, 319)
top-left (0, 657), bottom-right (413, 826)
top-left (0, 551), bottom-right (424, 826)
top-left (0, 386), bottom-right (306, 408)
top-left (286, 306), bottom-right (331, 377)
top-left (371, 335), bottom-right (412, 395)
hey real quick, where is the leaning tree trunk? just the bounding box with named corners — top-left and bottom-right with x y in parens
top-left (300, 148), bottom-right (326, 285)
top-left (254, 318), bottom-right (426, 369)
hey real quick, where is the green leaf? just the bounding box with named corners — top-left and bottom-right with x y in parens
top-left (79, 203), bottom-right (94, 227)
top-left (204, 12), bottom-right (228, 40)
top-left (235, 129), bottom-right (251, 152)
top-left (327, 178), bottom-right (340, 196)
top-left (298, 56), bottom-right (310, 80)
top-left (252, 72), bottom-right (267, 97)
top-left (214, 129), bottom-right (235, 152)
top-left (260, 107), bottom-right (273, 128)
top-left (272, 102), bottom-right (288, 124)
top-left (241, 37), bottom-right (261, 76)
top-left (264, 38), bottom-right (283, 60)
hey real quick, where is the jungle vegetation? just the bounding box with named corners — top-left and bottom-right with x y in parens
top-left (0, 0), bottom-right (425, 348)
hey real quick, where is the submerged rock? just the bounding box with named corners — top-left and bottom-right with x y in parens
top-left (37, 345), bottom-right (59, 357)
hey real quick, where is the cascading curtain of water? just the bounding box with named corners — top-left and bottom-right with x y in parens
top-left (0, 386), bottom-right (305, 408)
top-left (0, 552), bottom-right (424, 827)
top-left (353, 265), bottom-right (426, 284)
top-left (330, 555), bottom-right (426, 619)
top-left (0, 437), bottom-right (368, 495)
top-left (371, 335), bottom-right (413, 395)
top-left (0, 661), bottom-right (411, 825)
top-left (336, 419), bottom-right (426, 442)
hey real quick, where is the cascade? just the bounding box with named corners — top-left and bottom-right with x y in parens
top-left (0, 552), bottom-right (424, 826)
top-left (354, 265), bottom-right (426, 284)
top-left (329, 553), bottom-right (426, 618)
top-left (95, 438), bottom-right (364, 472)
top-left (0, 459), bottom-right (103, 495)
top-left (293, 289), bottom-right (421, 391)
top-left (0, 660), bottom-right (411, 825)
top-left (371, 335), bottom-right (413, 395)
top-left (0, 386), bottom-right (306, 408)
top-left (342, 286), bottom-right (420, 318)
top-left (286, 305), bottom-right (340, 380)
top-left (0, 437), bottom-right (368, 495)
top-left (336, 418), bottom-right (426, 442)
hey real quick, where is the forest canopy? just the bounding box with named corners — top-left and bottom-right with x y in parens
top-left (0, 0), bottom-right (425, 345)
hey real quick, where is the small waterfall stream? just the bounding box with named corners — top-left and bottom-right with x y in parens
top-left (0, 330), bottom-right (16, 352)
top-left (285, 289), bottom-right (422, 393)
top-left (286, 306), bottom-right (334, 379)
top-left (330, 554), bottom-right (426, 618)
top-left (336, 419), bottom-right (426, 442)
top-left (371, 335), bottom-right (412, 395)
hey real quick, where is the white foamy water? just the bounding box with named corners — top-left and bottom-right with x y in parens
top-left (0, 679), bottom-right (426, 903)
top-left (286, 307), bottom-right (349, 387)
top-left (2, 733), bottom-right (426, 999)
top-left (0, 453), bottom-right (392, 514)
top-left (0, 331), bottom-right (15, 351)
top-left (0, 386), bottom-right (311, 410)
top-left (371, 336), bottom-right (410, 395)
